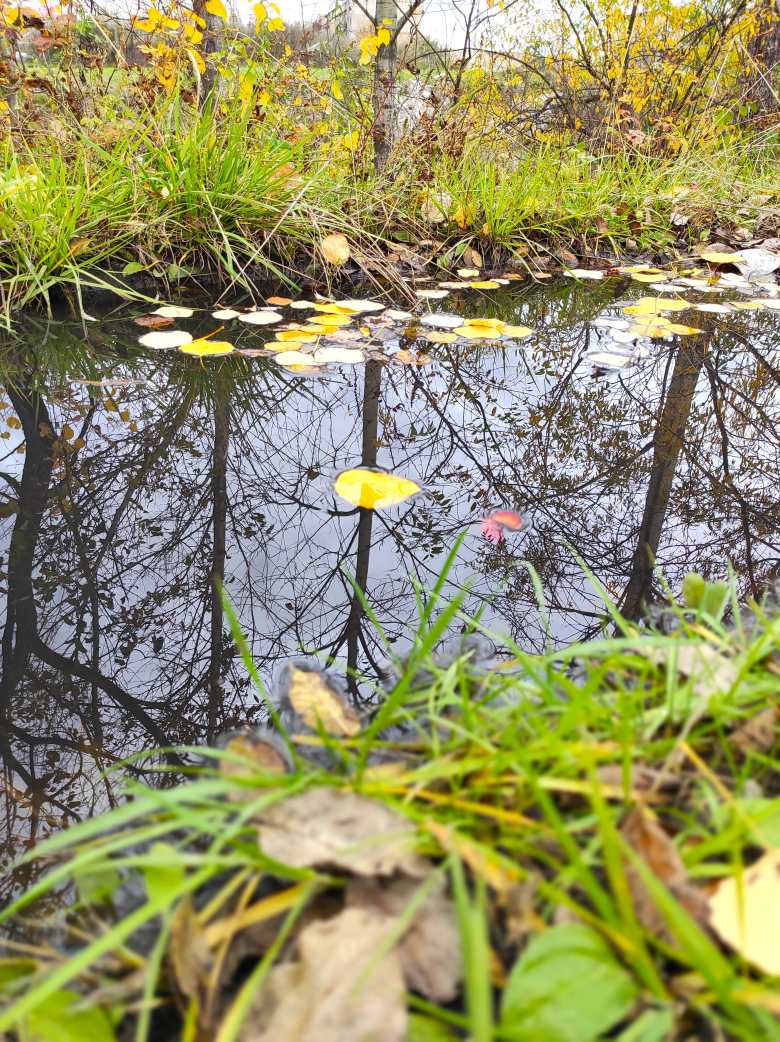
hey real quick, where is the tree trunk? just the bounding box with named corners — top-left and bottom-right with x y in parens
top-left (193, 0), bottom-right (223, 104)
top-left (372, 0), bottom-right (398, 172)
top-left (749, 0), bottom-right (780, 112)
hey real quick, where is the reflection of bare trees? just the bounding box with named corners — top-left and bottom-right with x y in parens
top-left (0, 288), bottom-right (778, 872)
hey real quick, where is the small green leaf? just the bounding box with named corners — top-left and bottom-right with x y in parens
top-left (142, 843), bottom-right (185, 905)
top-left (682, 573), bottom-right (705, 609)
top-left (18, 989), bottom-right (115, 1042)
top-left (500, 924), bottom-right (638, 1042)
top-left (121, 261), bottom-right (145, 276)
top-left (0, 958), bottom-right (37, 988)
top-left (617, 1007), bottom-right (675, 1042)
top-left (74, 866), bottom-right (121, 906)
top-left (407, 1013), bottom-right (460, 1041)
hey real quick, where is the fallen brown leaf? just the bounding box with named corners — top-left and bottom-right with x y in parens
top-left (133, 314), bottom-right (175, 329)
top-left (257, 787), bottom-right (430, 877)
top-left (169, 898), bottom-right (213, 1006)
top-left (237, 906), bottom-right (406, 1042)
top-left (621, 807), bottom-right (709, 939)
top-left (730, 705), bottom-right (777, 755)
top-left (347, 875), bottom-right (462, 1002)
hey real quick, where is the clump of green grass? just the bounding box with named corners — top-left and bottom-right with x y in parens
top-left (0, 553), bottom-right (778, 1042)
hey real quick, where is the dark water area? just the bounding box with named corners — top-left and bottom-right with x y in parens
top-left (1, 277), bottom-right (778, 888)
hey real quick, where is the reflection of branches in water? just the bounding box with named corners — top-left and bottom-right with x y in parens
top-left (0, 288), bottom-right (779, 865)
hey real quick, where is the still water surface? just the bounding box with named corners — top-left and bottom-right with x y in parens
top-left (1, 278), bottom-right (778, 882)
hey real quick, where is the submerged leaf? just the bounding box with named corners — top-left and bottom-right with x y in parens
top-left (334, 468), bottom-right (420, 509)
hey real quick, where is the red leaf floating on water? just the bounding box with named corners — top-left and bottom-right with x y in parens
top-left (481, 509), bottom-right (524, 544)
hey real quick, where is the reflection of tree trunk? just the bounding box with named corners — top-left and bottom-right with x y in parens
top-left (208, 381), bottom-right (229, 742)
top-left (621, 342), bottom-right (708, 619)
top-left (0, 380), bottom-right (180, 767)
top-left (345, 362), bottom-right (382, 690)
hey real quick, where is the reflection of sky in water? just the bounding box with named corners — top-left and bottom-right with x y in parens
top-left (0, 279), bottom-right (778, 867)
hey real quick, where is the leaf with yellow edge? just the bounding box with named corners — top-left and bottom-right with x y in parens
top-left (314, 302), bottom-right (359, 315)
top-left (334, 468), bottom-right (420, 509)
top-left (286, 664), bottom-right (361, 735)
top-left (502, 325), bottom-right (533, 338)
top-left (179, 339), bottom-right (234, 357)
top-left (708, 849), bottom-right (780, 975)
top-left (424, 330), bottom-right (458, 344)
top-left (624, 297), bottom-right (690, 316)
top-left (321, 233), bottom-right (351, 266)
top-left (469, 280), bottom-right (501, 289)
top-left (305, 313), bottom-right (353, 328)
top-left (205, 0), bottom-right (227, 18)
top-left (276, 329), bottom-right (319, 343)
top-left (461, 317), bottom-right (505, 330)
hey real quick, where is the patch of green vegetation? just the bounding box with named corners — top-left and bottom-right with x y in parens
top-left (0, 549), bottom-right (778, 1041)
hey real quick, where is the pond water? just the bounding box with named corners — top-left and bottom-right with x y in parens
top-left (1, 276), bottom-right (779, 884)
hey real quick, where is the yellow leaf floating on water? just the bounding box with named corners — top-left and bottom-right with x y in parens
top-left (632, 272), bottom-right (670, 283)
top-left (424, 330), bottom-right (458, 344)
top-left (275, 350), bottom-right (321, 366)
top-left (708, 849), bottom-right (780, 976)
top-left (314, 302), bottom-right (359, 316)
top-left (502, 325), bottom-right (533, 338)
top-left (287, 665), bottom-right (361, 736)
top-left (457, 268), bottom-right (480, 278)
top-left (629, 316), bottom-right (702, 338)
top-left (624, 297), bottom-right (690, 316)
top-left (334, 468), bottom-right (420, 509)
top-left (321, 233), bottom-right (350, 266)
top-left (469, 280), bottom-right (501, 289)
top-left (305, 314), bottom-right (353, 328)
top-left (276, 329), bottom-right (319, 343)
top-left (180, 339), bottom-right (234, 357)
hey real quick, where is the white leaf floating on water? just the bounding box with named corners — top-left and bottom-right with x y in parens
top-left (589, 351), bottom-right (633, 368)
top-left (212, 308), bottom-right (242, 320)
top-left (152, 305), bottom-right (195, 319)
top-left (238, 310), bottom-right (283, 326)
top-left (564, 268), bottom-right (605, 280)
top-left (754, 297), bottom-right (780, 309)
top-left (694, 303), bottom-right (733, 314)
top-left (420, 313), bottom-right (464, 329)
top-left (386, 309), bottom-right (414, 321)
top-left (611, 329), bottom-right (641, 344)
top-left (592, 317), bottom-right (631, 330)
top-left (138, 329), bottom-right (194, 349)
top-left (415, 288), bottom-right (449, 300)
top-left (733, 247), bottom-right (780, 281)
top-left (275, 350), bottom-right (322, 366)
top-left (337, 299), bottom-right (386, 313)
top-left (312, 347), bottom-right (364, 364)
top-left (437, 281), bottom-right (471, 290)
top-left (289, 300), bottom-right (317, 310)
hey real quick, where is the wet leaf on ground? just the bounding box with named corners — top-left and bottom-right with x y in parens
top-left (257, 787), bottom-right (429, 877)
top-left (334, 468), bottom-right (420, 509)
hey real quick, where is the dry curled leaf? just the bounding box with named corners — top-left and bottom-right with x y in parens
top-left (730, 705), bottom-right (777, 755)
top-left (283, 663), bottom-right (361, 736)
top-left (621, 806), bottom-right (709, 939)
top-left (257, 787), bottom-right (430, 877)
top-left (347, 876), bottom-right (462, 1002)
top-left (321, 233), bottom-right (351, 266)
top-left (238, 905), bottom-right (406, 1042)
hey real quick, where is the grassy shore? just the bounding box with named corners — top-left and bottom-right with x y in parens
top-left (0, 557), bottom-right (778, 1041)
top-left (2, 93), bottom-right (779, 319)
